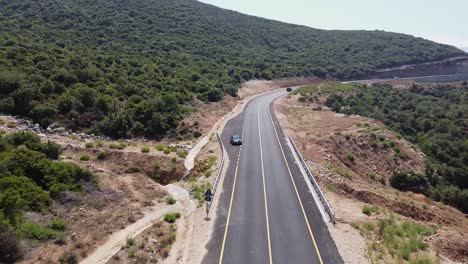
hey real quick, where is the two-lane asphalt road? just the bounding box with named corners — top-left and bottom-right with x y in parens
top-left (203, 89), bottom-right (343, 264)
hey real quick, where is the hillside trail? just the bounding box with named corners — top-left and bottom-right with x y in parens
top-left (80, 184), bottom-right (192, 264)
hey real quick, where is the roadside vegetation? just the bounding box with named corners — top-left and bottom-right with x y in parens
top-left (0, 0), bottom-right (463, 139)
top-left (322, 82), bottom-right (467, 212)
top-left (354, 207), bottom-right (436, 264)
top-left (0, 131), bottom-right (96, 262)
top-left (110, 220), bottom-right (177, 262)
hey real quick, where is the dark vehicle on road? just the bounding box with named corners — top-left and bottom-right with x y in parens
top-left (230, 135), bottom-right (242, 145)
top-left (286, 87), bottom-right (293, 92)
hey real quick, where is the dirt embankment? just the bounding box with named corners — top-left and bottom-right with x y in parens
top-left (274, 93), bottom-right (468, 263)
top-left (370, 56), bottom-right (468, 79)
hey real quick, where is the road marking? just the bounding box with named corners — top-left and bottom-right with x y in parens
top-left (267, 102), bottom-right (324, 264)
top-left (257, 104), bottom-right (273, 264)
top-left (218, 103), bottom-right (249, 264)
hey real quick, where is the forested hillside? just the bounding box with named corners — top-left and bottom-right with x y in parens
top-left (326, 83), bottom-right (468, 212)
top-left (0, 0), bottom-right (464, 138)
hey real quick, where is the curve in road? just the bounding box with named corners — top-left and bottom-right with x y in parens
top-left (203, 89), bottom-right (343, 264)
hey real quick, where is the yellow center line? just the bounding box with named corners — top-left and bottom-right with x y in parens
top-left (267, 101), bottom-right (324, 264)
top-left (257, 104), bottom-right (273, 264)
top-left (218, 104), bottom-right (248, 264)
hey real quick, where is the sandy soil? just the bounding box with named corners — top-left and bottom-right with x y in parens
top-left (274, 94), bottom-right (468, 263)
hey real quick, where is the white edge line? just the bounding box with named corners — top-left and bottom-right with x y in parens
top-left (286, 138), bottom-right (328, 224)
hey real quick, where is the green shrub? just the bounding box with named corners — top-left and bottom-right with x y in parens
top-left (18, 221), bottom-right (65, 241)
top-left (128, 247), bottom-right (137, 258)
top-left (163, 148), bottom-right (171, 154)
top-left (85, 142), bottom-right (94, 148)
top-left (97, 151), bottom-right (108, 160)
top-left (4, 132), bottom-right (62, 159)
top-left (108, 143), bottom-right (118, 149)
top-left (177, 150), bottom-right (188, 158)
top-left (429, 184), bottom-right (468, 213)
top-left (390, 172), bottom-right (427, 193)
top-left (326, 163), bottom-right (353, 179)
top-left (193, 131), bottom-right (202, 138)
top-left (48, 218), bottom-right (67, 231)
top-left (0, 223), bottom-right (23, 263)
top-left (153, 161), bottom-right (161, 170)
top-left (369, 173), bottom-right (386, 185)
top-left (0, 176), bottom-right (52, 213)
top-left (191, 182), bottom-right (212, 206)
top-left (151, 172), bottom-right (161, 182)
top-left (58, 251), bottom-right (78, 264)
top-left (166, 196), bottom-right (176, 205)
top-left (141, 146), bottom-right (150, 153)
top-left (346, 153), bottom-right (355, 162)
top-left (362, 204), bottom-right (379, 216)
top-left (164, 212), bottom-right (181, 223)
top-left (109, 142), bottom-right (125, 150)
top-left (79, 154), bottom-right (90, 161)
top-left (126, 166), bottom-right (142, 173)
top-left (126, 236), bottom-right (135, 246)
top-left (155, 144), bottom-right (165, 151)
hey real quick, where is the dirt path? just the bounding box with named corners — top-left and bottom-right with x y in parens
top-left (80, 185), bottom-right (189, 264)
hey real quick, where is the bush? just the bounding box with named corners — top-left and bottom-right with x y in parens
top-left (85, 142), bottom-right (94, 148)
top-left (48, 218), bottom-right (67, 231)
top-left (193, 131), bottom-right (202, 138)
top-left (0, 223), bottom-right (23, 263)
top-left (362, 204), bottom-right (379, 216)
top-left (4, 132), bottom-right (63, 159)
top-left (177, 150), bottom-right (188, 158)
top-left (128, 247), bottom-right (137, 258)
top-left (18, 221), bottom-right (65, 241)
top-left (429, 185), bottom-right (468, 213)
top-left (95, 140), bottom-right (104, 147)
top-left (96, 151), bottom-right (107, 160)
top-left (141, 146), bottom-right (150, 153)
top-left (164, 212), bottom-right (181, 223)
top-left (166, 196), bottom-right (176, 205)
top-left (369, 173), bottom-right (386, 185)
top-left (59, 251), bottom-right (78, 264)
top-left (126, 166), bottom-right (142, 173)
top-left (109, 142), bottom-right (125, 150)
top-left (79, 154), bottom-right (90, 161)
top-left (346, 153), bottom-right (355, 162)
top-left (153, 161), bottom-right (161, 170)
top-left (0, 176), bottom-right (52, 213)
top-left (155, 144), bottom-right (165, 151)
top-left (389, 172), bottom-right (427, 193)
top-left (126, 236), bottom-right (135, 246)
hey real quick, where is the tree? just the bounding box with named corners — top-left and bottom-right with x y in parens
top-left (0, 71), bottom-right (21, 94)
top-left (101, 111), bottom-right (134, 138)
top-left (29, 103), bottom-right (58, 127)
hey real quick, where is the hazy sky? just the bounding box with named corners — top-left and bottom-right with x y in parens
top-left (199, 0), bottom-right (468, 48)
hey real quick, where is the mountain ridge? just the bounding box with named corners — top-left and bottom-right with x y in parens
top-left (0, 0), bottom-right (464, 138)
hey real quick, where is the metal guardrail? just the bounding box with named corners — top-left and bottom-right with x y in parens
top-left (207, 133), bottom-right (225, 214)
top-left (289, 136), bottom-right (336, 225)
